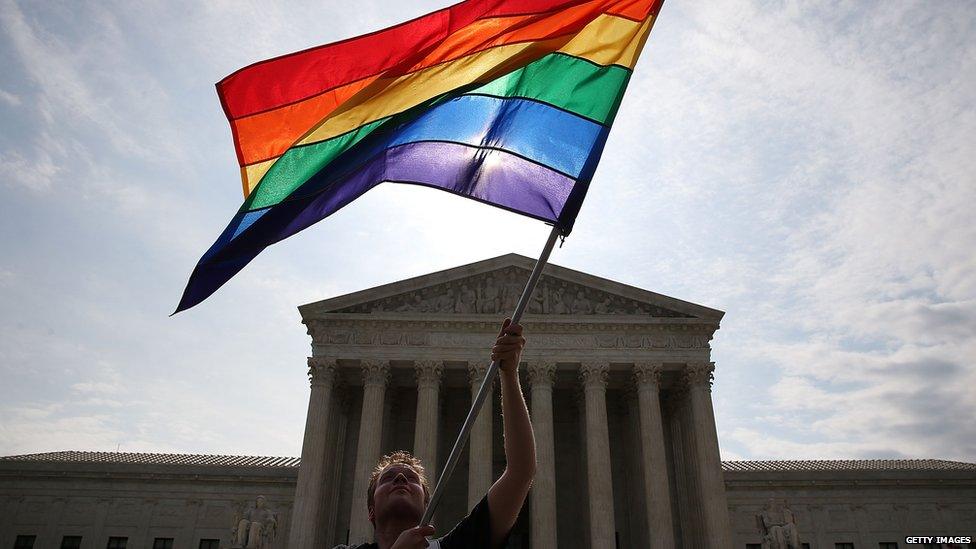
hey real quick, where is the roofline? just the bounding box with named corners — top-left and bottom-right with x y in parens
top-left (4, 452), bottom-right (974, 476)
top-left (298, 253), bottom-right (724, 321)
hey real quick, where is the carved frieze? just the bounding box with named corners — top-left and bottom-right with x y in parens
top-left (314, 326), bottom-right (710, 350)
top-left (332, 267), bottom-right (693, 318)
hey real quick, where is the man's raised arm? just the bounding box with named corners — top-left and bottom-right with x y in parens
top-left (486, 319), bottom-right (536, 548)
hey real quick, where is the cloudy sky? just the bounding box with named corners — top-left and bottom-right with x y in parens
top-left (1, 0), bottom-right (973, 462)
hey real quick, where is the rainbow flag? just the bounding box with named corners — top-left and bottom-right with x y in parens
top-left (176, 0), bottom-right (664, 313)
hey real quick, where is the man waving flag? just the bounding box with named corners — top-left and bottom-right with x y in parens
top-left (176, 0), bottom-right (665, 313)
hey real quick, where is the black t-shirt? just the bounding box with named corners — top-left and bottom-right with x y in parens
top-left (333, 495), bottom-right (504, 549)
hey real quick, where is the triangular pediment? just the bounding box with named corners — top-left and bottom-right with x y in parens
top-left (300, 254), bottom-right (723, 322)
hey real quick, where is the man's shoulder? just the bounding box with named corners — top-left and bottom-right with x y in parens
top-left (437, 494), bottom-right (496, 549)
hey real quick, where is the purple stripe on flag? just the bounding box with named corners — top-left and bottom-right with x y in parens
top-left (272, 139), bottom-right (577, 239)
top-left (389, 140), bottom-right (576, 219)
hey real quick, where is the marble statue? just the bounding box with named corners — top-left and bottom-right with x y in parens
top-left (478, 276), bottom-right (500, 313)
top-left (550, 288), bottom-right (567, 314)
top-left (232, 495), bottom-right (277, 549)
top-left (434, 285), bottom-right (454, 312)
top-left (756, 498), bottom-right (801, 549)
top-left (526, 284), bottom-right (544, 314)
top-left (396, 295), bottom-right (424, 312)
top-left (455, 284), bottom-right (477, 313)
top-left (571, 291), bottom-right (594, 314)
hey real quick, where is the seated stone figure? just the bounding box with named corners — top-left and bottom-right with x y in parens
top-left (233, 495), bottom-right (277, 548)
top-left (756, 498), bottom-right (801, 549)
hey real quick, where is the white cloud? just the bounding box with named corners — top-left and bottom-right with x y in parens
top-left (0, 0), bottom-right (973, 464)
top-left (71, 381), bottom-right (124, 395)
top-left (0, 149), bottom-right (60, 192)
top-left (0, 407), bottom-right (124, 455)
top-left (0, 0), bottom-right (186, 162)
top-left (0, 88), bottom-right (21, 106)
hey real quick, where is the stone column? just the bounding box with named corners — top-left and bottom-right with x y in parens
top-left (633, 362), bottom-right (676, 549)
top-left (324, 390), bottom-right (350, 547)
top-left (664, 388), bottom-right (690, 544)
top-left (413, 360), bottom-right (443, 476)
top-left (290, 358), bottom-right (338, 549)
top-left (574, 387), bottom-right (591, 541)
top-left (675, 382), bottom-right (703, 546)
top-left (348, 359), bottom-right (391, 545)
top-left (527, 360), bottom-right (558, 548)
top-left (684, 362), bottom-right (733, 546)
top-left (468, 362), bottom-right (494, 509)
top-left (580, 361), bottom-right (616, 548)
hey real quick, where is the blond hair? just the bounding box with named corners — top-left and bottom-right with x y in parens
top-left (366, 450), bottom-right (431, 510)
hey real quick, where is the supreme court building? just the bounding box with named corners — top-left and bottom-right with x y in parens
top-left (1, 255), bottom-right (974, 548)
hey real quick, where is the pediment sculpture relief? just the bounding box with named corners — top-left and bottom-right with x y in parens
top-left (334, 267), bottom-right (692, 317)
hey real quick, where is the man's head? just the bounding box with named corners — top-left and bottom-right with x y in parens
top-left (255, 495), bottom-right (266, 509)
top-left (367, 450), bottom-right (431, 527)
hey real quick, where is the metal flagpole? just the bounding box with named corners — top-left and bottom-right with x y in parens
top-left (420, 224), bottom-right (563, 526)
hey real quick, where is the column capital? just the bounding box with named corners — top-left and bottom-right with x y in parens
top-left (414, 360), bottom-right (443, 389)
top-left (307, 357), bottom-right (338, 387)
top-left (361, 359), bottom-right (391, 388)
top-left (684, 362), bottom-right (715, 390)
top-left (579, 361), bottom-right (609, 389)
top-left (632, 362), bottom-right (664, 389)
top-left (468, 362), bottom-right (490, 385)
top-left (526, 360), bottom-right (557, 387)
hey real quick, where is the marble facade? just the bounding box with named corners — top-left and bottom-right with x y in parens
top-left (290, 253), bottom-right (732, 548)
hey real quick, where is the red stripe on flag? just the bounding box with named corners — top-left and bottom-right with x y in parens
top-left (217, 0), bottom-right (655, 119)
